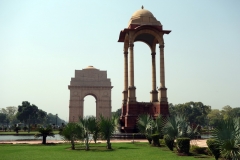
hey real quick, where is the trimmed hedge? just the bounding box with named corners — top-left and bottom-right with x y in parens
top-left (146, 136), bottom-right (152, 144)
top-left (159, 139), bottom-right (165, 146)
top-left (206, 139), bottom-right (220, 160)
top-left (164, 135), bottom-right (174, 151)
top-left (176, 138), bottom-right (190, 154)
top-left (151, 134), bottom-right (160, 147)
top-left (190, 145), bottom-right (208, 155)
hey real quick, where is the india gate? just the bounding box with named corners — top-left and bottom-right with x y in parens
top-left (68, 7), bottom-right (171, 133)
top-left (118, 6), bottom-right (171, 133)
top-left (68, 66), bottom-right (113, 122)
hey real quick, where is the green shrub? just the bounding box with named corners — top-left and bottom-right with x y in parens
top-left (151, 134), bottom-right (160, 147)
top-left (205, 147), bottom-right (213, 156)
top-left (206, 139), bottom-right (220, 160)
top-left (176, 138), bottom-right (190, 154)
top-left (146, 136), bottom-right (152, 144)
top-left (159, 139), bottom-right (165, 146)
top-left (164, 135), bottom-right (174, 151)
top-left (190, 145), bottom-right (207, 154)
top-left (23, 126), bottom-right (28, 131)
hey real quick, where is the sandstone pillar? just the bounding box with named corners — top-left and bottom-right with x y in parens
top-left (150, 52), bottom-right (158, 102)
top-left (158, 44), bottom-right (167, 102)
top-left (128, 43), bottom-right (136, 102)
top-left (122, 51), bottom-right (128, 104)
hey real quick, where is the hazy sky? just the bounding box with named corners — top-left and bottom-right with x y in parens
top-left (1, 0), bottom-right (240, 121)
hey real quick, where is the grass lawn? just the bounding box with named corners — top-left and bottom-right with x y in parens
top-left (0, 142), bottom-right (214, 160)
top-left (0, 130), bottom-right (59, 135)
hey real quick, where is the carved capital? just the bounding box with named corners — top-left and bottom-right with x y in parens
top-left (129, 43), bottom-right (134, 48)
top-left (151, 52), bottom-right (156, 56)
top-left (159, 44), bottom-right (165, 49)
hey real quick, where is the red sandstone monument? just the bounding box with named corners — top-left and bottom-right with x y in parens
top-left (118, 6), bottom-right (171, 133)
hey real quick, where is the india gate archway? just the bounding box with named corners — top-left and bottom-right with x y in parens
top-left (68, 66), bottom-right (113, 122)
top-left (118, 7), bottom-right (171, 132)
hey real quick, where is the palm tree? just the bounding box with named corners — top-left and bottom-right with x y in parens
top-left (136, 114), bottom-right (165, 144)
top-left (153, 114), bottom-right (165, 136)
top-left (163, 115), bottom-right (197, 139)
top-left (212, 117), bottom-right (240, 160)
top-left (83, 116), bottom-right (99, 144)
top-left (35, 125), bottom-right (54, 144)
top-left (163, 115), bottom-right (198, 151)
top-left (99, 115), bottom-right (116, 149)
top-left (59, 123), bottom-right (83, 150)
top-left (79, 116), bottom-right (92, 150)
top-left (136, 114), bottom-right (153, 143)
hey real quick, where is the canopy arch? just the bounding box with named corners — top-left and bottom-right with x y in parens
top-left (117, 7), bottom-right (171, 133)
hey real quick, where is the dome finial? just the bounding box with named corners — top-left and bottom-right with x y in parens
top-left (141, 5), bottom-right (144, 9)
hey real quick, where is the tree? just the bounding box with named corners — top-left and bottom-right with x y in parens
top-left (59, 123), bottom-right (83, 150)
top-left (212, 117), bottom-right (240, 159)
top-left (163, 115), bottom-right (198, 139)
top-left (46, 113), bottom-right (66, 127)
top-left (0, 113), bottom-right (7, 125)
top-left (0, 106), bottom-right (18, 126)
top-left (36, 109), bottom-right (47, 124)
top-left (82, 116), bottom-right (99, 144)
top-left (163, 114), bottom-right (199, 151)
top-left (99, 115), bottom-right (116, 149)
top-left (221, 106), bottom-right (240, 120)
top-left (115, 108), bottom-right (122, 116)
top-left (207, 109), bottom-right (223, 128)
top-left (168, 103), bottom-right (176, 116)
top-left (79, 116), bottom-right (98, 150)
top-left (221, 105), bottom-right (233, 120)
top-left (1, 106), bottom-right (17, 124)
top-left (136, 114), bottom-right (153, 142)
top-left (16, 101), bottom-right (39, 124)
top-left (231, 107), bottom-right (240, 118)
top-left (89, 117), bottom-right (100, 144)
top-left (35, 125), bottom-right (55, 144)
top-left (136, 114), bottom-right (164, 145)
top-left (169, 102), bottom-right (211, 126)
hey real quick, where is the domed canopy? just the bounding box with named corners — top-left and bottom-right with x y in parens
top-left (118, 7), bottom-right (171, 43)
top-left (128, 7), bottom-right (162, 27)
top-left (132, 9), bottom-right (154, 17)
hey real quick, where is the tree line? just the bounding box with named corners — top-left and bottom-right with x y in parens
top-left (169, 101), bottom-right (240, 128)
top-left (0, 101), bottom-right (66, 130)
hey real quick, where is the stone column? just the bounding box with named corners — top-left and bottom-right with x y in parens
top-left (150, 52), bottom-right (158, 102)
top-left (129, 43), bottom-right (134, 87)
top-left (158, 44), bottom-right (167, 102)
top-left (122, 51), bottom-right (128, 104)
top-left (128, 43), bottom-right (136, 102)
top-left (160, 45), bottom-right (165, 88)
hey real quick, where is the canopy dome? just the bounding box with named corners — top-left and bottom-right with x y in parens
top-left (128, 7), bottom-right (162, 27)
top-left (132, 9), bottom-right (154, 17)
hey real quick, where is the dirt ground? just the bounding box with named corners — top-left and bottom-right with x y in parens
top-left (0, 139), bottom-right (208, 147)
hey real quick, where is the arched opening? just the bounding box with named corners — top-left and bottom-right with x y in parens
top-left (134, 41), bottom-right (159, 102)
top-left (83, 95), bottom-right (96, 117)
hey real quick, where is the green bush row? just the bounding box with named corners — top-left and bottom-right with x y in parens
top-left (206, 139), bottom-right (220, 160)
top-left (176, 138), bottom-right (190, 154)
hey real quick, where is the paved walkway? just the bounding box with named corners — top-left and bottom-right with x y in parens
top-left (0, 139), bottom-right (208, 147)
